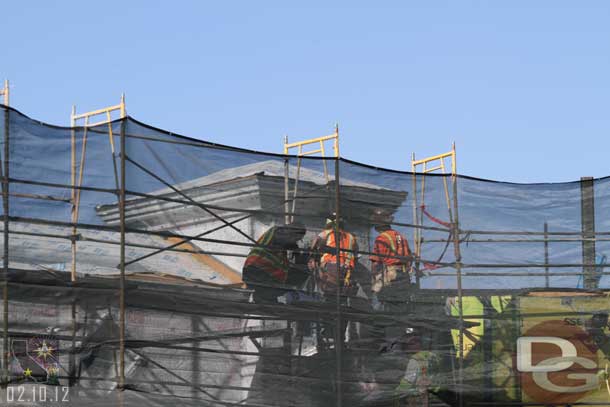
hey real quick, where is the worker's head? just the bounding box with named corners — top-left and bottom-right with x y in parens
top-left (279, 222), bottom-right (306, 243)
top-left (588, 312), bottom-right (609, 330)
top-left (371, 208), bottom-right (393, 232)
top-left (373, 223), bottom-right (391, 233)
top-left (325, 212), bottom-right (345, 229)
top-left (400, 328), bottom-right (424, 352)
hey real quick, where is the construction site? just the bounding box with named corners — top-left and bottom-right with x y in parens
top-left (1, 80), bottom-right (610, 407)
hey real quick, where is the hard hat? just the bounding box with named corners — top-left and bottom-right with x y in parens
top-left (325, 212), bottom-right (344, 228)
top-left (284, 221), bottom-right (306, 236)
top-left (371, 208), bottom-right (393, 226)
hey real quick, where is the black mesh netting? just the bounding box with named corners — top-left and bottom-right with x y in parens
top-left (1, 104), bottom-right (610, 406)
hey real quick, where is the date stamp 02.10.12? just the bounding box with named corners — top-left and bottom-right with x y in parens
top-left (3, 385), bottom-right (70, 405)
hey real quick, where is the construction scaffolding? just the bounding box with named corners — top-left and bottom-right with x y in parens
top-left (0, 91), bottom-right (609, 407)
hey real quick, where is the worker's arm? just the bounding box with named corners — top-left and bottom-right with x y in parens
top-left (370, 236), bottom-right (390, 274)
top-left (307, 235), bottom-right (323, 271)
top-left (286, 250), bottom-right (311, 287)
top-left (370, 237), bottom-right (388, 293)
top-left (402, 233), bottom-right (413, 270)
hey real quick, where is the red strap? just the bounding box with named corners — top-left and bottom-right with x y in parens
top-left (420, 205), bottom-right (451, 228)
top-left (422, 262), bottom-right (442, 271)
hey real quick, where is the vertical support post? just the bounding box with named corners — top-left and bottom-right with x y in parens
top-left (580, 176), bottom-right (596, 289)
top-left (450, 142), bottom-right (464, 407)
top-left (333, 124), bottom-right (339, 158)
top-left (191, 316), bottom-right (200, 399)
top-left (320, 142), bottom-right (329, 182)
top-left (118, 118), bottom-right (127, 389)
top-left (544, 222), bottom-right (549, 288)
top-left (334, 125), bottom-right (342, 407)
top-left (2, 80), bottom-right (8, 107)
top-left (284, 104), bottom-right (296, 365)
top-left (482, 297), bottom-right (493, 402)
top-left (69, 301), bottom-right (77, 387)
top-left (411, 153), bottom-right (421, 288)
top-left (284, 136), bottom-right (290, 225)
top-left (120, 94), bottom-right (126, 118)
top-left (2, 103), bottom-right (9, 384)
top-left (70, 106), bottom-right (77, 282)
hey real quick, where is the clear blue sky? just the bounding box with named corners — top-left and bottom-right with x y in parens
top-left (4, 1), bottom-right (610, 182)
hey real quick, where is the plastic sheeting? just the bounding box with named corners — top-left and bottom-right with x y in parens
top-left (1, 104), bottom-right (610, 406)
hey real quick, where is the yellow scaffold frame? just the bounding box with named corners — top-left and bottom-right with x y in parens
top-left (69, 94), bottom-right (126, 282)
top-left (283, 125), bottom-right (339, 223)
top-left (411, 143), bottom-right (466, 394)
top-left (0, 80), bottom-right (9, 106)
top-left (411, 143), bottom-right (456, 265)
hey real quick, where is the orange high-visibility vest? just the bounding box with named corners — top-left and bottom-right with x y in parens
top-left (318, 228), bottom-right (357, 270)
top-left (371, 229), bottom-right (410, 266)
top-left (244, 227), bottom-right (289, 283)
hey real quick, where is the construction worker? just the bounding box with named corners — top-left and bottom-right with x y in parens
top-left (370, 209), bottom-right (412, 307)
top-left (394, 334), bottom-right (440, 407)
top-left (308, 213), bottom-right (359, 297)
top-left (307, 213), bottom-right (358, 349)
top-left (368, 209), bottom-right (414, 377)
top-left (243, 223), bottom-right (307, 304)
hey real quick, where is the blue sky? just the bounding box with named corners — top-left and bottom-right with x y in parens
top-left (4, 1), bottom-right (610, 182)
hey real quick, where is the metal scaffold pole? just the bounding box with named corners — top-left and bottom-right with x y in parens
top-left (580, 176), bottom-right (596, 289)
top-left (2, 92), bottom-right (9, 385)
top-left (119, 117), bottom-right (127, 390)
top-left (450, 142), bottom-right (464, 407)
top-left (70, 107), bottom-right (77, 282)
top-left (544, 222), bottom-right (550, 288)
top-left (411, 153), bottom-right (420, 288)
top-left (283, 135), bottom-right (290, 225)
top-left (333, 123), bottom-right (342, 407)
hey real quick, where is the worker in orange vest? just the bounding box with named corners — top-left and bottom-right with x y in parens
top-left (308, 213), bottom-right (358, 349)
top-left (369, 209), bottom-right (412, 341)
top-left (243, 223), bottom-right (307, 303)
top-left (308, 213), bottom-right (359, 297)
top-left (366, 210), bottom-right (416, 398)
top-left (370, 209), bottom-right (412, 299)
